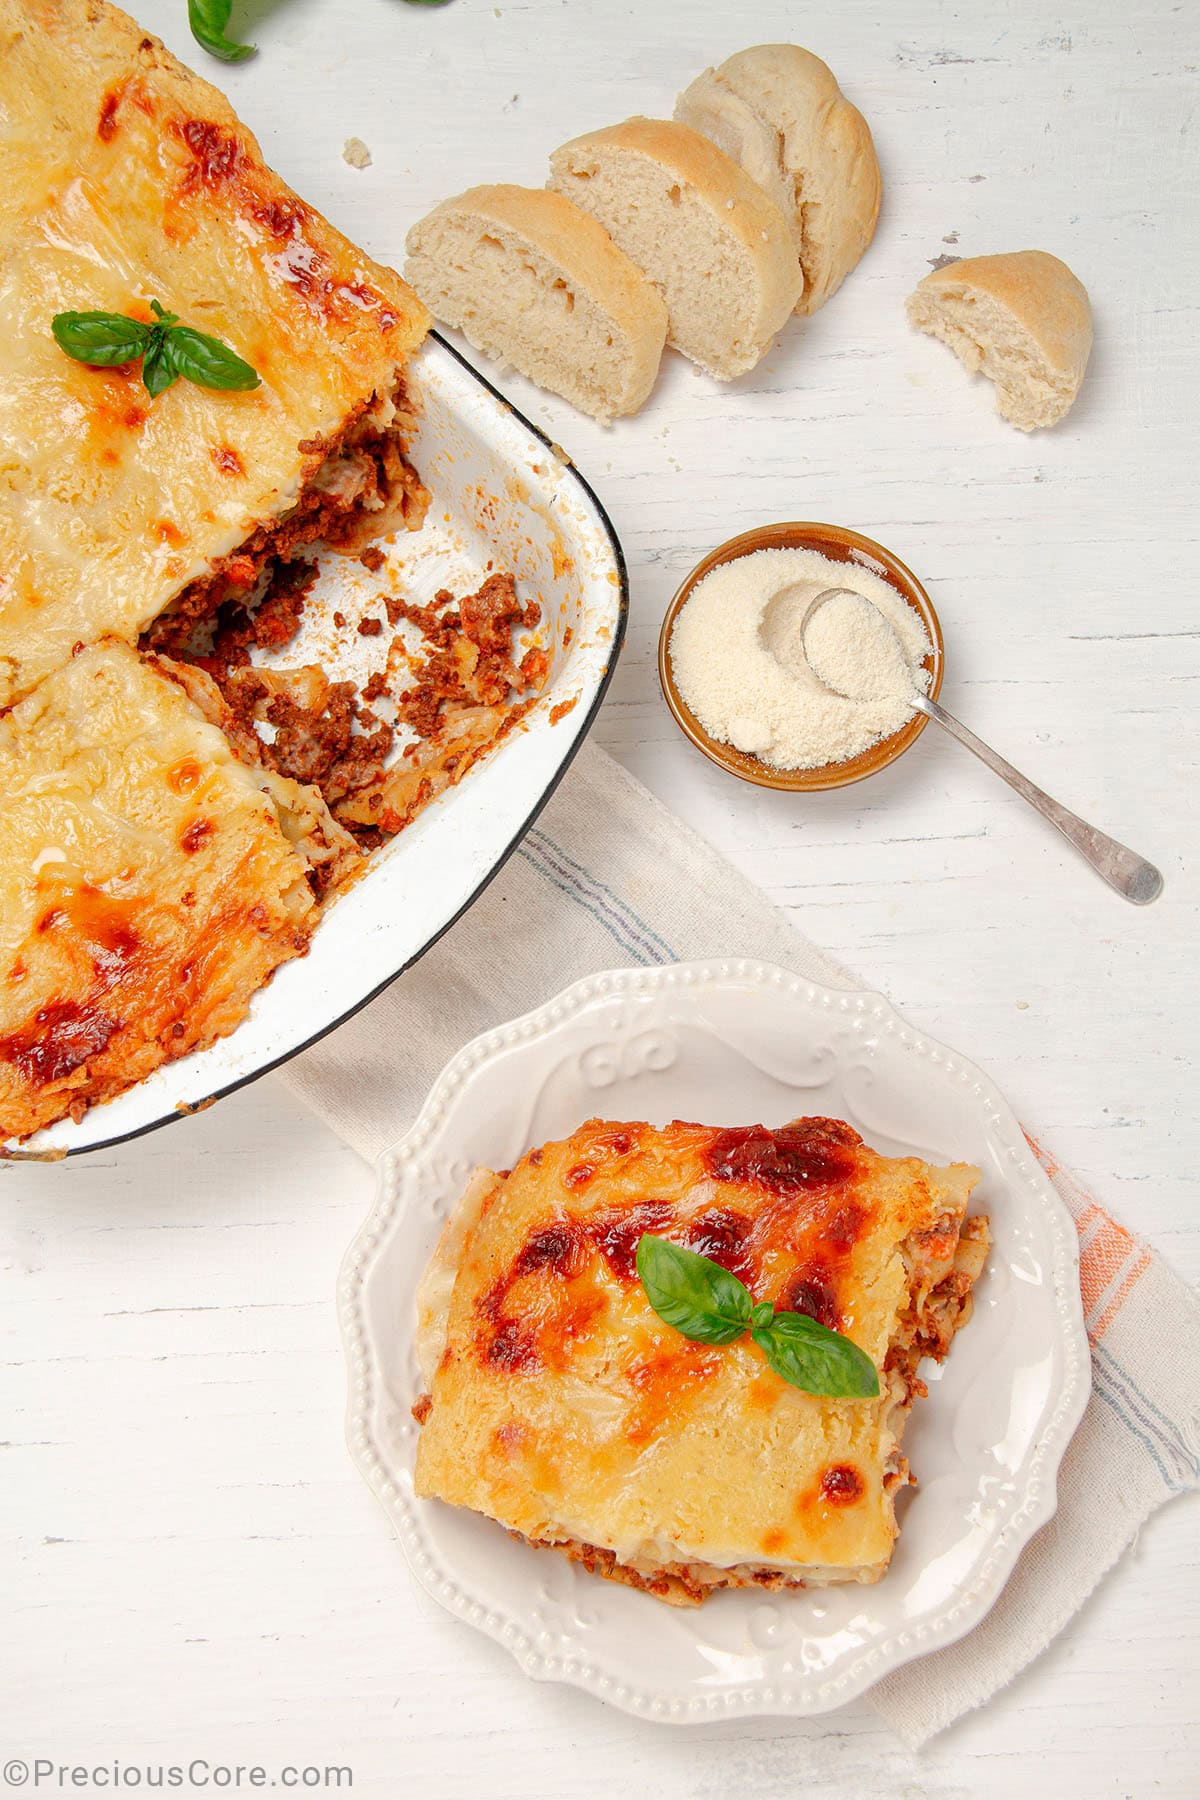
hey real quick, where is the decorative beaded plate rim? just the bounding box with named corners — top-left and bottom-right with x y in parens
top-left (338, 958), bottom-right (1091, 1721)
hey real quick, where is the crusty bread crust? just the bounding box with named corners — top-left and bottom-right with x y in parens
top-left (907, 250), bottom-right (1092, 429)
top-left (676, 44), bottom-right (882, 316)
top-left (561, 115), bottom-right (802, 257)
top-left (554, 117), bottom-right (797, 265)
top-left (450, 185), bottom-right (658, 320)
top-left (909, 250), bottom-right (1092, 379)
top-left (405, 183), bottom-right (666, 419)
top-left (548, 117), bottom-right (800, 378)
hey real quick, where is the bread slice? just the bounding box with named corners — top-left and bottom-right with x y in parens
top-left (548, 117), bottom-right (801, 380)
top-left (404, 184), bottom-right (668, 420)
top-left (906, 251), bottom-right (1092, 431)
top-left (675, 45), bottom-right (882, 316)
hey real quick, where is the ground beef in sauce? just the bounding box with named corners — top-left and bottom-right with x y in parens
top-left (174, 570), bottom-right (543, 856)
top-left (142, 400), bottom-right (428, 659)
top-left (138, 400), bottom-right (544, 860)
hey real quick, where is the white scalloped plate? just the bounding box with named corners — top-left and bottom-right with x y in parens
top-left (339, 959), bottom-right (1090, 1720)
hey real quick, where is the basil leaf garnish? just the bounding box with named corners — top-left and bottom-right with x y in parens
top-left (751, 1309), bottom-right (880, 1399)
top-left (165, 326), bottom-right (261, 392)
top-left (189, 0), bottom-right (451, 64)
top-left (51, 301), bottom-right (260, 400)
top-left (140, 333), bottom-right (179, 398)
top-left (635, 1235), bottom-right (880, 1399)
top-left (635, 1236), bottom-right (752, 1346)
top-left (188, 0), bottom-right (255, 62)
top-left (51, 312), bottom-right (153, 366)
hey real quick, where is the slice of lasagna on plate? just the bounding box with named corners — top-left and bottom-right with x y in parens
top-left (413, 1116), bottom-right (989, 1605)
top-left (0, 641), bottom-right (355, 1143)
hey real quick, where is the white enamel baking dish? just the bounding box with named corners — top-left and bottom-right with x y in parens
top-left (9, 334), bottom-right (627, 1159)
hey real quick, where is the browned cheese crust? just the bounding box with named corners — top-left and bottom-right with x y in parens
top-left (0, 0), bottom-right (429, 706)
top-left (413, 1117), bottom-right (989, 1603)
top-left (0, 642), bottom-right (325, 1141)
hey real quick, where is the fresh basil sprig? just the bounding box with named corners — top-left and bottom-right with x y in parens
top-left (750, 1307), bottom-right (880, 1398)
top-left (187, 0), bottom-right (452, 63)
top-left (52, 299), bottom-right (260, 400)
top-left (160, 324), bottom-right (261, 392)
top-left (187, 0), bottom-right (255, 63)
top-left (634, 1236), bottom-right (752, 1345)
top-left (635, 1235), bottom-right (880, 1399)
top-left (48, 312), bottom-right (153, 366)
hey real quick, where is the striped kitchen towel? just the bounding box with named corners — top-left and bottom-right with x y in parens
top-left (282, 741), bottom-right (1199, 1747)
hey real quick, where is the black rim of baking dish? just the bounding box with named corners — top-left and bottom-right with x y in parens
top-left (3, 331), bottom-right (629, 1162)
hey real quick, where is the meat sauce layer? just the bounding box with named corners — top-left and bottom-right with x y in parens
top-left (139, 375), bottom-right (548, 864)
top-left (147, 550), bottom-right (544, 858)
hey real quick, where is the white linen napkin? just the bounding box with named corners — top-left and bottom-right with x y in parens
top-left (282, 741), bottom-right (1200, 1747)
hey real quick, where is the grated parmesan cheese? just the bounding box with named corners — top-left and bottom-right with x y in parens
top-left (669, 547), bottom-right (931, 771)
top-left (803, 590), bottom-right (915, 702)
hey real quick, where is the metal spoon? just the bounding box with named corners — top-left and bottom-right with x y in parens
top-left (797, 586), bottom-right (1164, 906)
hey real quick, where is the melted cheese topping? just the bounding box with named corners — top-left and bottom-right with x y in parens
top-left (0, 0), bottom-right (429, 705)
top-left (0, 640), bottom-right (318, 1142)
top-left (415, 1118), bottom-right (982, 1583)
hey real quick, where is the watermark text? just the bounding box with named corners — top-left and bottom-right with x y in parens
top-left (3, 1761), bottom-right (352, 1791)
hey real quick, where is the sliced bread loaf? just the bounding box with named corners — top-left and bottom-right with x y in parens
top-left (403, 184), bottom-right (668, 420)
top-left (675, 45), bottom-right (882, 316)
top-left (906, 251), bottom-right (1092, 431)
top-left (548, 117), bottom-right (801, 380)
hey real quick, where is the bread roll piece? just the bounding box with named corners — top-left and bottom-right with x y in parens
top-left (548, 118), bottom-right (801, 380)
top-left (906, 251), bottom-right (1092, 431)
top-left (404, 184), bottom-right (668, 421)
top-left (675, 44), bottom-right (882, 316)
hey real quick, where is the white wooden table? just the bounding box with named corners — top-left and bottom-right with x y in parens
top-left (4, 1), bottom-right (1197, 1794)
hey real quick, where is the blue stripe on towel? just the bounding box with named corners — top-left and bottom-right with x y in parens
top-left (1094, 1344), bottom-right (1197, 1492)
top-left (520, 830), bottom-right (680, 965)
top-left (515, 844), bottom-right (657, 964)
top-left (1089, 1375), bottom-right (1177, 1491)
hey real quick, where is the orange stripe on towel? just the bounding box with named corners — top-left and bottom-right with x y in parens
top-left (1091, 1247), bottom-right (1152, 1342)
top-left (1024, 1131), bottom-right (1150, 1343)
top-left (1024, 1130), bottom-right (1064, 1187)
top-left (1078, 1211), bottom-right (1141, 1312)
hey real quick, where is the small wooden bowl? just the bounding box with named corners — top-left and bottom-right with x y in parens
top-left (658, 522), bottom-right (944, 792)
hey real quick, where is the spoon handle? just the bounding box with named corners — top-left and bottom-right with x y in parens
top-left (912, 694), bottom-right (1164, 905)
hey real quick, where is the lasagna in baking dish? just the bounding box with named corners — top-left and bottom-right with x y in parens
top-left (0, 2), bottom-right (553, 1139)
top-left (414, 1116), bottom-right (989, 1604)
top-left (0, 0), bottom-right (429, 708)
top-left (0, 641), bottom-right (357, 1143)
